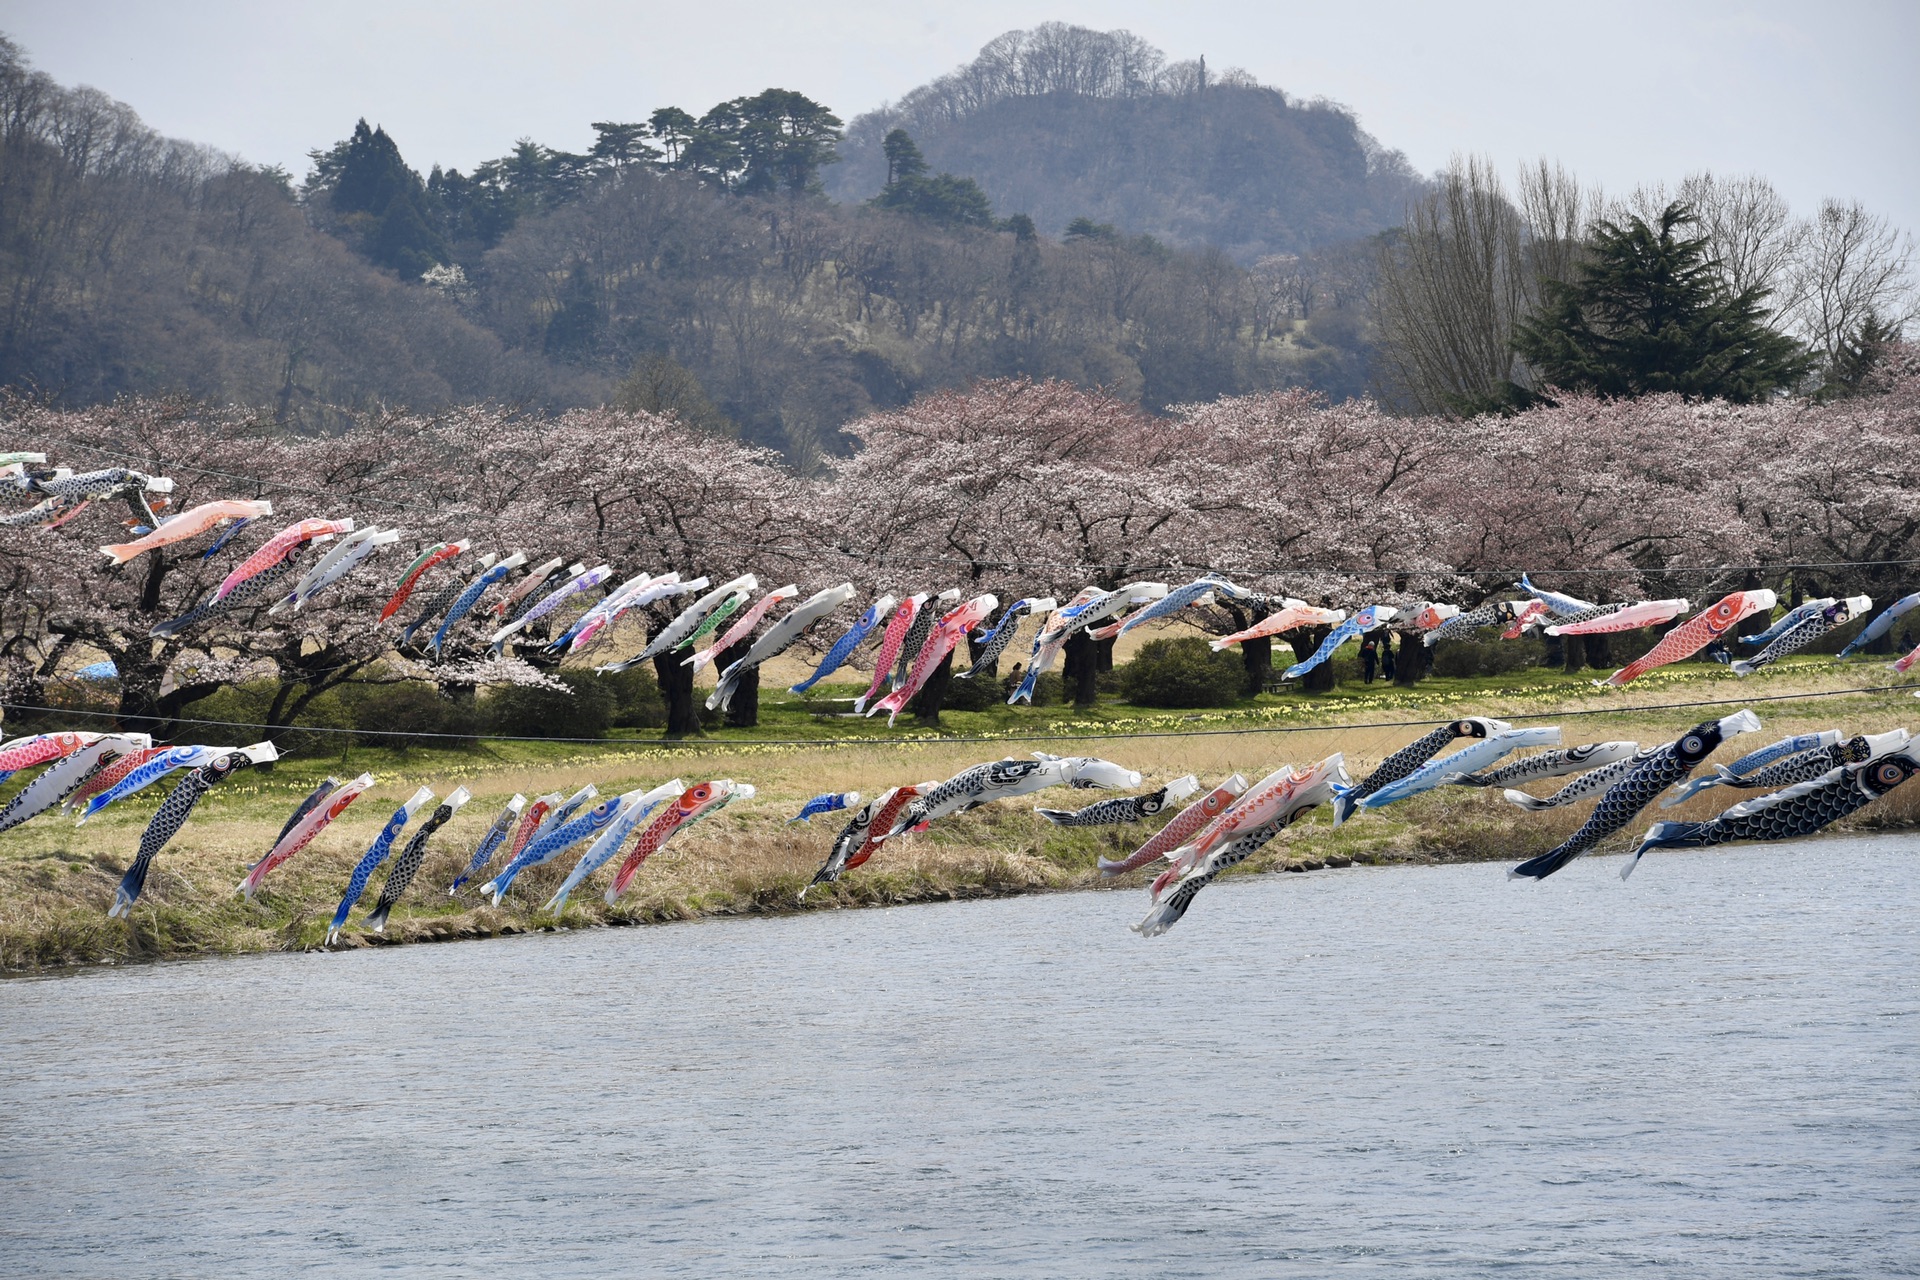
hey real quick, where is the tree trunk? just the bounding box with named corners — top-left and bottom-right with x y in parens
top-left (1286, 626), bottom-right (1336, 692)
top-left (909, 651), bottom-right (955, 726)
top-left (1095, 636), bottom-right (1115, 673)
top-left (1562, 633), bottom-right (1587, 674)
top-left (1394, 631), bottom-right (1428, 685)
top-left (964, 632), bottom-right (994, 677)
top-left (718, 638), bottom-right (758, 729)
top-left (1585, 633), bottom-right (1611, 666)
top-left (1240, 635), bottom-right (1272, 696)
top-left (653, 650), bottom-right (701, 737)
top-left (1063, 629), bottom-right (1099, 707)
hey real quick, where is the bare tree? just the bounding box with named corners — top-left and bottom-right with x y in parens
top-left (1677, 171), bottom-right (1801, 302)
top-left (1788, 198), bottom-right (1917, 369)
top-left (1374, 155), bottom-right (1533, 414)
top-left (1516, 159), bottom-right (1600, 294)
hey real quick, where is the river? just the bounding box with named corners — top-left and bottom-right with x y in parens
top-left (2, 836), bottom-right (1915, 1277)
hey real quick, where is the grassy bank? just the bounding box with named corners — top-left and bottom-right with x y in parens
top-left (4, 656), bottom-right (1916, 971)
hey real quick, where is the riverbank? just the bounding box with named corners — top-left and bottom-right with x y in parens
top-left (5, 660), bottom-right (1916, 970)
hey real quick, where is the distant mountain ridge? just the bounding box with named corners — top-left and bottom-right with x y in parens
top-left (830, 23), bottom-right (1425, 262)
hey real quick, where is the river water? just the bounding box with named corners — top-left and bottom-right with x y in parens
top-left (2, 836), bottom-right (1916, 1277)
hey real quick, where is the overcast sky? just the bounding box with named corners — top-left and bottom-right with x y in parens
top-left (7, 0), bottom-right (1915, 232)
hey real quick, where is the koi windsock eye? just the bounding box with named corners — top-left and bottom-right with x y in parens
top-left (1874, 761), bottom-right (1906, 787)
top-left (1680, 735), bottom-right (1705, 755)
top-left (689, 785), bottom-right (713, 803)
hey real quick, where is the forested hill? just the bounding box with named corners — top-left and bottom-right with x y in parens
top-left (0, 28), bottom-right (1390, 458)
top-left (829, 24), bottom-right (1424, 262)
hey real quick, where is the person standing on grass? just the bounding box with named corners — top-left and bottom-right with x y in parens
top-left (1381, 634), bottom-right (1397, 681)
top-left (1360, 635), bottom-right (1378, 684)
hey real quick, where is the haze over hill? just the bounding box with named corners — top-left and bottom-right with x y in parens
top-left (0, 25), bottom-right (1387, 451)
top-left (829, 24), bottom-right (1425, 262)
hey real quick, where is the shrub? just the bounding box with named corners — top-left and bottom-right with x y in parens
top-left (338, 680), bottom-right (482, 746)
top-left (1429, 636), bottom-right (1548, 678)
top-left (940, 667), bottom-right (1005, 711)
top-left (598, 665), bottom-right (667, 729)
top-left (1118, 637), bottom-right (1245, 708)
top-left (482, 670), bottom-right (616, 739)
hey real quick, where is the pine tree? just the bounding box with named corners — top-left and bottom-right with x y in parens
top-left (1514, 202), bottom-right (1809, 402)
top-left (870, 128), bottom-right (994, 228)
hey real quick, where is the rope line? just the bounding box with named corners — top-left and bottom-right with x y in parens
top-left (4, 683), bottom-right (1909, 749)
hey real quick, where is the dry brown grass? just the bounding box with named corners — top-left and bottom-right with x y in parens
top-left (4, 661), bottom-right (1914, 969)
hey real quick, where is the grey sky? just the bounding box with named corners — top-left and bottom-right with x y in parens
top-left (7, 0), bottom-right (1915, 233)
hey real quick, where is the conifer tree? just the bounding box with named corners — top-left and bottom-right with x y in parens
top-left (1514, 202), bottom-right (1809, 402)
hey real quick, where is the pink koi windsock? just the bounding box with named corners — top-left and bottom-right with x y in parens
top-left (237, 773), bottom-right (374, 899)
top-left (214, 518), bottom-right (353, 601)
top-left (869, 594), bottom-right (998, 724)
top-left (1599, 590), bottom-right (1776, 687)
top-left (687, 585), bottom-right (799, 672)
top-left (1099, 774), bottom-right (1249, 876)
top-left (0, 732), bottom-right (98, 776)
top-left (1546, 598), bottom-right (1691, 637)
top-left (1208, 601), bottom-right (1341, 651)
top-left (853, 594), bottom-right (927, 714)
top-left (100, 499), bottom-right (275, 566)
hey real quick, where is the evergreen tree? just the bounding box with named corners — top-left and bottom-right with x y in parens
top-left (1514, 202), bottom-right (1809, 402)
top-left (870, 127), bottom-right (993, 228)
top-left (308, 120), bottom-right (449, 276)
top-left (730, 89), bottom-right (843, 197)
top-left (1821, 311), bottom-right (1902, 399)
top-left (882, 128), bottom-right (928, 186)
top-left (589, 121), bottom-right (660, 172)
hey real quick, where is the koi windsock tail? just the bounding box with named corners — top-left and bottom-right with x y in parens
top-left (109, 862), bottom-right (150, 919)
top-left (1329, 785), bottom-right (1357, 828)
top-left (1008, 670), bottom-right (1039, 705)
top-left (1508, 841), bottom-right (1583, 881)
top-left (324, 902), bottom-right (353, 945)
top-left (1620, 821), bottom-right (1705, 880)
top-left (99, 543), bottom-right (143, 566)
top-left (363, 902), bottom-right (393, 933)
top-left (1501, 788), bottom-right (1556, 812)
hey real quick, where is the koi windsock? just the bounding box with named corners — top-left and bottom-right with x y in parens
top-left (853, 594), bottom-right (927, 714)
top-left (238, 773), bottom-right (374, 899)
top-left (99, 500), bottom-right (274, 565)
top-left (110, 744), bottom-right (277, 918)
top-left (1598, 591), bottom-right (1777, 687)
top-left (379, 540), bottom-right (467, 622)
top-left (542, 781), bottom-right (686, 913)
top-left (1098, 774), bottom-right (1249, 876)
top-left (327, 786), bottom-right (436, 944)
top-left (791, 595), bottom-right (896, 693)
top-left (363, 787), bottom-right (471, 932)
top-left (868, 594), bottom-right (998, 725)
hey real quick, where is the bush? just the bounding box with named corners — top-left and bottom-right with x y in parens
top-left (940, 667), bottom-right (1005, 711)
top-left (598, 665), bottom-right (666, 729)
top-left (1428, 636), bottom-right (1548, 678)
top-left (482, 670), bottom-right (616, 739)
top-left (1118, 637), bottom-right (1245, 708)
top-left (337, 681), bottom-right (482, 746)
